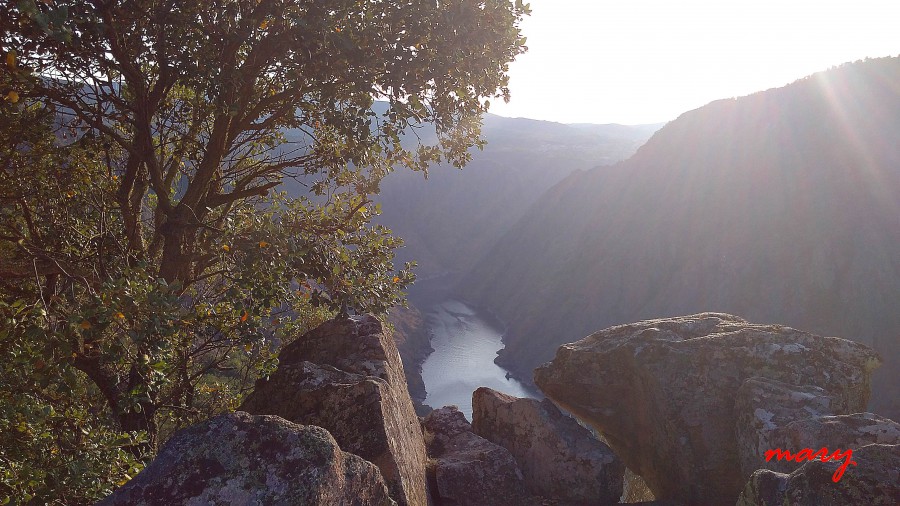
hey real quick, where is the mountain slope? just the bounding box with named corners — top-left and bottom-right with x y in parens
top-left (461, 56), bottom-right (900, 418)
top-left (375, 115), bottom-right (661, 276)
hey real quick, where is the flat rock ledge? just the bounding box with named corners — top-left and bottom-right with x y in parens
top-left (99, 412), bottom-right (395, 506)
top-left (534, 312), bottom-right (881, 506)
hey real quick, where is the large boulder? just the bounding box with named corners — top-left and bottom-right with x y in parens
top-left (737, 443), bottom-right (900, 505)
top-left (533, 313), bottom-right (881, 505)
top-left (422, 406), bottom-right (527, 506)
top-left (100, 412), bottom-right (395, 506)
top-left (735, 376), bottom-right (900, 479)
top-left (471, 387), bottom-right (624, 504)
top-left (241, 315), bottom-right (427, 506)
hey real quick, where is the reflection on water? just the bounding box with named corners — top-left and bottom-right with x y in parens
top-left (421, 299), bottom-right (537, 419)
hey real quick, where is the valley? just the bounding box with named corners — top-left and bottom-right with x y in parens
top-left (419, 298), bottom-right (536, 420)
top-left (386, 56), bottom-right (900, 422)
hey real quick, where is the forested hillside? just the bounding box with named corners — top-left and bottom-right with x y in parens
top-left (462, 56), bottom-right (900, 419)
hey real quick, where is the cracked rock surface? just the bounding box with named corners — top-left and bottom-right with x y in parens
top-left (422, 406), bottom-right (527, 506)
top-left (472, 387), bottom-right (624, 503)
top-left (99, 411), bottom-right (395, 506)
top-left (534, 313), bottom-right (881, 505)
top-left (737, 443), bottom-right (900, 505)
top-left (242, 315), bottom-right (428, 506)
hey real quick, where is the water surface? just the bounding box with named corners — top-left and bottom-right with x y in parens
top-left (420, 299), bottom-right (537, 419)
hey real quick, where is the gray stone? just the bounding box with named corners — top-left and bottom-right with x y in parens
top-left (737, 443), bottom-right (900, 505)
top-left (99, 412), bottom-right (395, 506)
top-left (242, 315), bottom-right (427, 506)
top-left (471, 387), bottom-right (624, 504)
top-left (734, 376), bottom-right (838, 479)
top-left (735, 376), bottom-right (900, 479)
top-left (421, 405), bottom-right (478, 456)
top-left (422, 406), bottom-right (526, 506)
top-left (533, 313), bottom-right (881, 505)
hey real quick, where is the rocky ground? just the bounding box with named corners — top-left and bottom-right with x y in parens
top-left (101, 313), bottom-right (899, 505)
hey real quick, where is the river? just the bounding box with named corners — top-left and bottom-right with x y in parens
top-left (420, 298), bottom-right (538, 420)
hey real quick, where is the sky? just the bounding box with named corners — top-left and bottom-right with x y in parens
top-left (487, 0), bottom-right (900, 125)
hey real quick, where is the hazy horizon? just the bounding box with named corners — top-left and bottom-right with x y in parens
top-left (488, 0), bottom-right (900, 125)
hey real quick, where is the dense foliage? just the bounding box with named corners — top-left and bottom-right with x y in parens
top-left (0, 0), bottom-right (528, 502)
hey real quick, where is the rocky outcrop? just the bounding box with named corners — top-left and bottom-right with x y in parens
top-left (422, 406), bottom-right (527, 506)
top-left (534, 313), bottom-right (881, 505)
top-left (737, 443), bottom-right (900, 505)
top-left (734, 377), bottom-right (837, 479)
top-left (100, 412), bottom-right (395, 506)
top-left (471, 387), bottom-right (624, 504)
top-left (241, 315), bottom-right (427, 506)
top-left (388, 305), bottom-right (433, 409)
top-left (762, 413), bottom-right (900, 462)
top-left (735, 376), bottom-right (900, 479)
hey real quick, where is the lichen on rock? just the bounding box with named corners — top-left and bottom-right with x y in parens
top-left (99, 412), bottom-right (396, 506)
top-left (737, 443), bottom-right (900, 505)
top-left (534, 312), bottom-right (881, 505)
top-left (735, 376), bottom-right (900, 479)
top-left (241, 315), bottom-right (428, 506)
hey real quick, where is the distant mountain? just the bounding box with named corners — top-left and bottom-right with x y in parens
top-left (375, 115), bottom-right (662, 276)
top-left (460, 57), bottom-right (900, 419)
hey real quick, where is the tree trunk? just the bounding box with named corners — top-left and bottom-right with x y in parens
top-left (73, 355), bottom-right (159, 454)
top-left (158, 204), bottom-right (201, 285)
top-left (119, 402), bottom-right (159, 454)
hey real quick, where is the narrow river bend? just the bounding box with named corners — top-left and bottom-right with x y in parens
top-left (420, 299), bottom-right (537, 420)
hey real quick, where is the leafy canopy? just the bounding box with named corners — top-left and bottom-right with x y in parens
top-left (1, 0), bottom-right (528, 502)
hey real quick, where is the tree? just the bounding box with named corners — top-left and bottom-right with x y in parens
top-left (0, 98), bottom-right (149, 505)
top-left (1, 0), bottom-right (528, 500)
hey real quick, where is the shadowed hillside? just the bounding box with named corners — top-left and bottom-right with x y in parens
top-left (461, 56), bottom-right (900, 419)
top-left (375, 115), bottom-right (661, 276)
